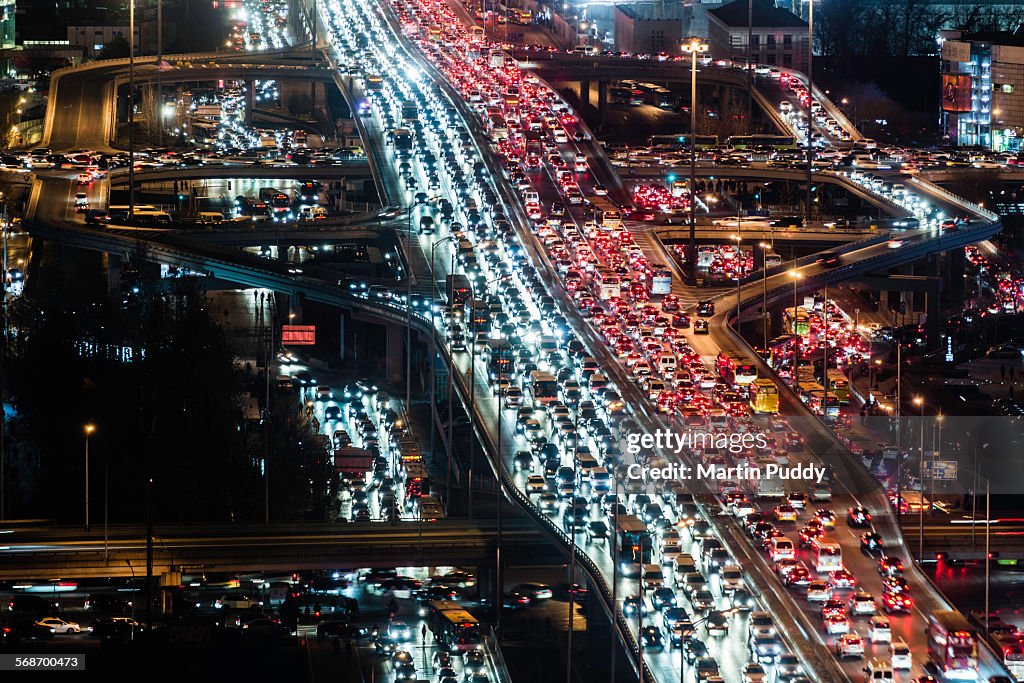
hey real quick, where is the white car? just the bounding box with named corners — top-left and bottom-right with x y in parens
top-left (720, 565), bottom-right (744, 594)
top-left (868, 615), bottom-right (892, 643)
top-left (889, 638), bottom-right (912, 669)
top-left (526, 475), bottom-right (546, 493)
top-left (849, 592), bottom-right (877, 615)
top-left (806, 581), bottom-right (832, 602)
top-left (742, 662), bottom-right (767, 683)
top-left (824, 613), bottom-right (850, 635)
top-left (35, 617), bottom-right (80, 634)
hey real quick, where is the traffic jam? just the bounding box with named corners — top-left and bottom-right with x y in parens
top-left (320, 0), bottom-right (1001, 679)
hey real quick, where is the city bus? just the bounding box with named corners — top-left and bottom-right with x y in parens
top-left (813, 540), bottom-right (843, 572)
top-left (446, 274), bottom-right (473, 306)
top-left (468, 26), bottom-right (485, 43)
top-left (648, 134), bottom-right (718, 150)
top-left (610, 86), bottom-right (643, 106)
top-left (258, 187), bottom-right (292, 215)
top-left (763, 250), bottom-right (782, 268)
top-left (991, 632), bottom-right (1024, 679)
top-left (593, 269), bottom-right (621, 301)
top-left (927, 610), bottom-right (978, 681)
top-left (527, 370), bottom-right (558, 407)
top-left (365, 74), bottom-right (383, 93)
top-left (749, 378), bottom-right (779, 414)
top-left (643, 266), bottom-right (672, 296)
top-left (601, 209), bottom-right (622, 229)
top-left (807, 389), bottom-right (840, 420)
top-left (487, 340), bottom-right (515, 380)
top-left (727, 135), bottom-right (798, 149)
top-left (717, 353), bottom-right (758, 386)
top-left (825, 369), bottom-right (850, 404)
top-left (796, 381), bottom-right (825, 403)
top-left (403, 461), bottom-right (429, 501)
top-left (615, 515), bottom-right (651, 577)
top-left (465, 299), bottom-right (491, 334)
top-left (784, 307), bottom-right (810, 335)
top-left (426, 601), bottom-right (483, 652)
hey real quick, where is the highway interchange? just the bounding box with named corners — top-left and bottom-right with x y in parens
top-left (19, 0), bottom-right (1016, 682)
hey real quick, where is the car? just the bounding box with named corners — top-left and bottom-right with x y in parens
top-left (890, 638), bottom-right (912, 669)
top-left (694, 320), bottom-right (709, 334)
top-left (652, 587), bottom-right (677, 610)
top-left (697, 300), bottom-right (715, 316)
top-left (806, 581), bottom-right (832, 602)
top-left (515, 583), bottom-right (553, 600)
top-left (374, 635), bottom-right (397, 655)
top-left (847, 506), bottom-right (871, 527)
top-left (849, 592), bottom-right (877, 615)
top-left (880, 590), bottom-right (912, 614)
top-left (775, 504), bottom-right (797, 522)
top-left (514, 450), bottom-right (534, 471)
top-left (820, 598), bottom-right (846, 619)
top-left (388, 620), bottom-right (412, 640)
top-left (241, 617), bottom-right (286, 637)
top-left (742, 662), bottom-right (767, 683)
top-left (34, 617), bottom-right (80, 634)
top-left (730, 588), bottom-right (754, 611)
top-left (828, 568), bottom-right (857, 590)
top-left (747, 612), bottom-right (775, 638)
top-left (860, 532), bottom-right (884, 556)
top-left (877, 556), bottom-right (904, 577)
top-left (868, 615), bottom-right (892, 643)
top-left (776, 653), bottom-right (803, 682)
top-left (823, 612), bottom-right (850, 635)
top-left (526, 475), bottom-right (546, 493)
top-left (749, 634), bottom-right (780, 663)
top-left (76, 172), bottom-right (93, 184)
top-left (817, 252), bottom-right (841, 267)
top-left (623, 595), bottom-right (647, 616)
top-left (585, 520), bottom-right (610, 540)
top-left (640, 625), bottom-right (664, 649)
top-left (814, 509), bottom-right (836, 528)
top-left (74, 192), bottom-right (90, 211)
top-left (836, 633), bottom-right (865, 658)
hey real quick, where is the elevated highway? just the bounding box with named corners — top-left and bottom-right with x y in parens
top-left (107, 161), bottom-right (373, 186)
top-left (0, 520), bottom-right (549, 580)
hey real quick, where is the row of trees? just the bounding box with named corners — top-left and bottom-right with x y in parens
top-left (815, 0), bottom-right (1024, 59)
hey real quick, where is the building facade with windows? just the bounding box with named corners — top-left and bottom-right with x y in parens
top-left (706, 0), bottom-right (807, 73)
top-left (613, 2), bottom-right (684, 56)
top-left (940, 28), bottom-right (1024, 151)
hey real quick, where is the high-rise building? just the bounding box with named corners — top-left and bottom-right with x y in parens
top-left (940, 28), bottom-right (1024, 151)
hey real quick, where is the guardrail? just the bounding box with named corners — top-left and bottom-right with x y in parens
top-left (910, 175), bottom-right (1000, 223)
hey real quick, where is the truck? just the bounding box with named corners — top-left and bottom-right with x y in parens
top-left (445, 274), bottom-right (473, 306)
top-left (333, 448), bottom-right (374, 476)
top-left (401, 100), bottom-right (418, 124)
top-left (926, 610), bottom-right (978, 681)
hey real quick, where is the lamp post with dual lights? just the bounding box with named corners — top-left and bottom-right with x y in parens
top-left (914, 395), bottom-right (925, 559)
top-left (84, 424), bottom-right (95, 531)
top-left (758, 242), bottom-right (770, 345)
top-left (731, 234), bottom-right (742, 327)
top-left (681, 38), bottom-right (708, 282)
top-left (790, 270), bottom-right (803, 370)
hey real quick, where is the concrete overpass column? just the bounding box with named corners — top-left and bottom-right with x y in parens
top-left (948, 248), bottom-right (966, 304)
top-left (105, 252), bottom-right (121, 296)
top-left (245, 80), bottom-right (255, 125)
top-left (584, 583), bottom-right (612, 664)
top-left (288, 292), bottom-right (304, 325)
top-left (386, 323), bottom-right (404, 385)
top-left (338, 313), bottom-right (346, 364)
top-left (597, 81), bottom-right (608, 129)
top-left (579, 80), bottom-right (591, 108)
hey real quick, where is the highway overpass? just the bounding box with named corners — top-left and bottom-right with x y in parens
top-left (0, 520), bottom-right (552, 580)
top-left (107, 161), bottom-right (373, 186)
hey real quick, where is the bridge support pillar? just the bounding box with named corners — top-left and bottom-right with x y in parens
top-left (947, 248), bottom-right (966, 305)
top-left (105, 252), bottom-right (121, 296)
top-left (245, 80), bottom-right (255, 125)
top-left (597, 80), bottom-right (608, 128)
top-left (386, 323), bottom-right (404, 385)
top-left (288, 292), bottom-right (304, 325)
top-left (338, 312), bottom-right (345, 363)
top-left (579, 79), bottom-right (591, 107)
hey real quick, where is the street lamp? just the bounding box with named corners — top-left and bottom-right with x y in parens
top-left (790, 270), bottom-right (802, 377)
top-left (84, 424), bottom-right (96, 531)
top-left (428, 235), bottom-right (457, 507)
top-left (758, 242), bottom-right (770, 346)
top-left (803, 0), bottom-right (818, 223)
top-left (681, 38), bottom-right (708, 281)
top-left (914, 396), bottom-right (925, 560)
top-left (731, 234), bottom-right (742, 327)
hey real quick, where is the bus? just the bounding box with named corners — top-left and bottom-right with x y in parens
top-left (427, 25), bottom-right (442, 41)
top-left (648, 134), bottom-right (718, 150)
top-left (797, 381), bottom-right (824, 403)
top-left (615, 515), bottom-right (651, 577)
top-left (927, 611), bottom-right (978, 681)
top-left (825, 369), bottom-right (850, 404)
top-left (807, 390), bottom-right (840, 420)
top-left (637, 83), bottom-right (673, 108)
top-left (436, 608), bottom-right (482, 652)
top-left (465, 299), bottom-right (491, 334)
top-left (643, 266), bottom-right (672, 296)
top-left (258, 187), bottom-right (291, 215)
top-left (446, 274), bottom-right (473, 306)
top-left (990, 632), bottom-right (1024, 680)
top-left (237, 198), bottom-right (271, 220)
top-left (527, 370), bottom-right (558, 407)
top-left (487, 114), bottom-right (508, 143)
top-left (609, 87), bottom-right (635, 105)
top-left (784, 307), bottom-right (810, 335)
top-left (468, 26), bottom-right (485, 43)
top-left (764, 250), bottom-right (782, 268)
top-left (727, 135), bottom-right (798, 149)
top-left (749, 378), bottom-right (779, 414)
top-left (600, 210), bottom-right (622, 229)
top-left (487, 340), bottom-right (515, 380)
top-left (813, 541), bottom-right (843, 572)
top-left (593, 269), bottom-right (621, 301)
top-left (717, 353), bottom-right (757, 386)
top-left (365, 74), bottom-right (383, 92)
top-left (404, 461), bottom-right (429, 501)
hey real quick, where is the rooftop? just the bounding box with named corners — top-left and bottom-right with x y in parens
top-left (615, 2), bottom-right (687, 21)
top-left (708, 0), bottom-right (807, 29)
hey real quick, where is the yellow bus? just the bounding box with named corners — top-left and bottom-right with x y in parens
top-left (749, 378), bottom-right (780, 414)
top-left (601, 209), bottom-right (622, 229)
top-left (825, 369), bottom-right (850, 404)
top-left (469, 26), bottom-right (485, 43)
top-left (797, 381), bottom-right (824, 404)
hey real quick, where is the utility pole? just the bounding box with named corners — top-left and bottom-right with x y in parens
top-left (128, 0), bottom-right (136, 220)
top-left (0, 195), bottom-right (6, 520)
top-left (747, 0), bottom-right (753, 132)
top-left (804, 0), bottom-right (814, 223)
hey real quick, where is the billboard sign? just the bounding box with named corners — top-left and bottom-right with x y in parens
top-left (941, 74), bottom-right (973, 112)
top-left (282, 324), bottom-right (316, 346)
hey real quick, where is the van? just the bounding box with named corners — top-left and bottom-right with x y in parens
top-left (868, 615), bottom-right (891, 643)
top-left (863, 658), bottom-right (893, 681)
top-left (769, 537), bottom-right (795, 562)
top-left (657, 354), bottom-right (677, 373)
top-left (888, 639), bottom-right (911, 669)
top-left (523, 190), bottom-right (539, 205)
top-left (642, 564), bottom-right (664, 591)
top-left (197, 211), bottom-right (226, 224)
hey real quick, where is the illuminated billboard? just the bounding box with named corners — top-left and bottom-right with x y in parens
top-left (941, 74), bottom-right (973, 112)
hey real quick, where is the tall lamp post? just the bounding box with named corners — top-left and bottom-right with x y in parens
top-left (731, 234), bottom-right (742, 326)
top-left (681, 38), bottom-right (708, 282)
top-left (790, 270), bottom-right (802, 374)
top-left (428, 235), bottom-right (456, 506)
top-left (128, 0), bottom-right (136, 220)
top-left (804, 0), bottom-right (817, 223)
top-left (758, 242), bottom-right (770, 346)
top-left (914, 396), bottom-right (925, 560)
top-left (84, 423), bottom-right (95, 531)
